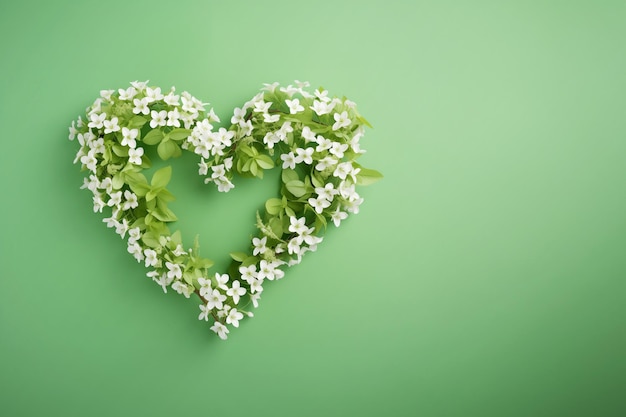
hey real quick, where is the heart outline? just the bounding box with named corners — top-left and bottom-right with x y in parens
top-left (70, 80), bottom-right (381, 339)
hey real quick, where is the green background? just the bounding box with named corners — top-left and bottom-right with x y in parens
top-left (1, 1), bottom-right (624, 416)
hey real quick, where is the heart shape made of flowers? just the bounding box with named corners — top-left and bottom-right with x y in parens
top-left (69, 80), bottom-right (381, 339)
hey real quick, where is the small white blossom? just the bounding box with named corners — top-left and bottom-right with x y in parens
top-left (150, 110), bottom-right (167, 128)
top-left (103, 117), bottom-right (120, 134)
top-left (332, 111), bottom-right (351, 130)
top-left (226, 308), bottom-right (244, 328)
top-left (121, 127), bottom-right (139, 148)
top-left (165, 262), bottom-right (182, 280)
top-left (331, 208), bottom-right (348, 227)
top-left (226, 280), bottom-right (246, 305)
top-left (128, 147), bottom-right (144, 165)
top-left (210, 322), bottom-right (229, 340)
top-left (198, 304), bottom-right (211, 321)
top-left (144, 249), bottom-right (158, 267)
top-left (133, 98), bottom-right (150, 115)
top-left (122, 190), bottom-right (138, 210)
top-left (285, 98), bottom-right (304, 114)
top-left (280, 152), bottom-right (297, 169)
top-left (207, 289), bottom-right (227, 310)
top-left (252, 236), bottom-right (268, 256)
top-left (294, 147), bottom-right (314, 165)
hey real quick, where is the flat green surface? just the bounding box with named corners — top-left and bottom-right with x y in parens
top-left (1, 1), bottom-right (625, 416)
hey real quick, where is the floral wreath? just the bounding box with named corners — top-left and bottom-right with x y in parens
top-left (69, 80), bottom-right (381, 339)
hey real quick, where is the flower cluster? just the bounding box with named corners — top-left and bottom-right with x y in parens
top-left (70, 80), bottom-right (381, 339)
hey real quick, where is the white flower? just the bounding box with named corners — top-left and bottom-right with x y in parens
top-left (127, 241), bottom-right (144, 262)
top-left (167, 108), bottom-right (181, 127)
top-left (230, 107), bottom-right (245, 125)
top-left (198, 304), bottom-right (211, 321)
top-left (249, 278), bottom-right (263, 294)
top-left (308, 196), bottom-right (331, 214)
top-left (172, 244), bottom-right (187, 257)
top-left (314, 88), bottom-right (330, 102)
top-left (165, 262), bottom-right (182, 280)
top-left (206, 289), bottom-right (227, 310)
top-left (103, 117), bottom-right (120, 134)
top-left (198, 158), bottom-right (209, 176)
top-left (262, 82), bottom-right (279, 92)
top-left (122, 190), bottom-right (138, 210)
top-left (332, 111), bottom-right (351, 130)
top-left (107, 191), bottom-right (122, 208)
top-left (215, 177), bottom-right (234, 192)
top-left (315, 156), bottom-right (338, 172)
top-left (294, 147), bottom-right (314, 165)
top-left (258, 259), bottom-right (282, 281)
top-left (315, 183), bottom-right (338, 202)
top-left (239, 265), bottom-right (258, 284)
top-left (226, 308), bottom-right (244, 328)
top-left (133, 98), bottom-right (150, 115)
top-left (130, 80), bottom-right (149, 91)
top-left (331, 208), bottom-right (348, 227)
top-left (333, 161), bottom-right (355, 180)
top-left (239, 120), bottom-right (253, 136)
top-left (90, 138), bottom-right (105, 155)
top-left (263, 132), bottom-right (281, 149)
top-left (128, 227), bottom-right (141, 243)
top-left (301, 126), bottom-right (317, 143)
top-left (197, 277), bottom-right (212, 297)
top-left (172, 281), bottom-right (192, 298)
top-left (118, 87), bottom-right (137, 101)
top-left (263, 113), bottom-right (280, 123)
top-left (226, 280), bottom-right (246, 305)
top-left (310, 100), bottom-right (334, 116)
top-left (215, 273), bottom-right (229, 291)
top-left (145, 86), bottom-right (163, 103)
top-left (280, 151), bottom-right (297, 169)
top-left (121, 127), bottom-right (139, 148)
top-left (252, 236), bottom-right (268, 256)
top-left (88, 112), bottom-right (106, 129)
top-left (92, 194), bottom-right (106, 213)
top-left (114, 218), bottom-right (129, 238)
top-left (128, 147), bottom-right (144, 165)
top-left (151, 271), bottom-right (172, 293)
top-left (329, 141), bottom-right (349, 158)
top-left (287, 238), bottom-right (302, 255)
top-left (144, 249), bottom-right (158, 267)
top-left (69, 121), bottom-right (78, 140)
top-left (210, 322), bottom-right (229, 340)
top-left (288, 216), bottom-right (308, 235)
top-left (315, 135), bottom-right (333, 152)
top-left (254, 100), bottom-right (272, 113)
top-left (280, 84), bottom-right (298, 97)
top-left (285, 98), bottom-right (304, 114)
top-left (150, 110), bottom-right (167, 128)
top-left (164, 90), bottom-right (180, 106)
top-left (250, 293), bottom-right (261, 308)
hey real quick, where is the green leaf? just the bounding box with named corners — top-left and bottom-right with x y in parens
top-left (285, 180), bottom-right (307, 198)
top-left (170, 230), bottom-right (182, 246)
top-left (229, 252), bottom-right (248, 262)
top-left (269, 217), bottom-right (283, 238)
top-left (112, 145), bottom-right (129, 157)
top-left (249, 160), bottom-right (258, 176)
top-left (255, 154), bottom-right (275, 170)
top-left (151, 166), bottom-right (172, 189)
top-left (168, 128), bottom-right (191, 141)
top-left (265, 198), bottom-right (283, 215)
top-left (128, 116), bottom-right (148, 129)
top-left (282, 168), bottom-right (299, 184)
top-left (356, 167), bottom-right (383, 185)
top-left (157, 139), bottom-right (180, 160)
top-left (143, 129), bottom-right (164, 145)
top-left (125, 172), bottom-right (150, 197)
